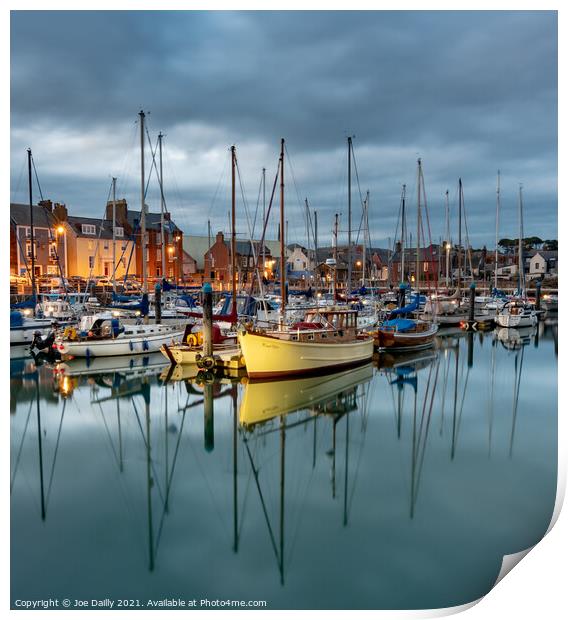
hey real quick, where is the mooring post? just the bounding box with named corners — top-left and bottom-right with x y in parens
top-left (468, 282), bottom-right (476, 323)
top-left (535, 279), bottom-right (542, 311)
top-left (155, 283), bottom-right (162, 324)
top-left (203, 379), bottom-right (214, 453)
top-left (203, 282), bottom-right (213, 359)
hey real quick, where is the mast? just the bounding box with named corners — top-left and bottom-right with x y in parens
top-left (495, 170), bottom-right (500, 292)
top-left (231, 146), bottom-right (237, 317)
top-left (333, 213), bottom-right (339, 298)
top-left (347, 136), bottom-right (352, 294)
top-left (314, 209), bottom-right (319, 294)
top-left (139, 110), bottom-right (147, 294)
top-left (401, 184), bottom-right (406, 284)
top-left (518, 184), bottom-right (525, 298)
top-left (27, 148), bottom-right (36, 306)
top-left (445, 189), bottom-right (450, 289)
top-left (362, 191), bottom-right (369, 287)
top-left (112, 176), bottom-right (117, 293)
top-left (279, 139), bottom-right (286, 318)
top-left (416, 159), bottom-right (422, 294)
top-left (207, 219), bottom-right (211, 284)
top-left (158, 132), bottom-right (167, 282)
top-left (262, 167), bottom-right (266, 269)
top-left (457, 178), bottom-right (463, 293)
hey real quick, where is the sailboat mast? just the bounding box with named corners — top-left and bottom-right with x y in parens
top-left (231, 146), bottom-right (237, 317)
top-left (495, 170), bottom-right (500, 292)
top-left (347, 136), bottom-right (352, 294)
top-left (518, 184), bottom-right (525, 298)
top-left (445, 189), bottom-right (450, 289)
top-left (314, 209), bottom-right (319, 294)
top-left (416, 159), bottom-right (422, 294)
top-left (333, 213), bottom-right (339, 298)
top-left (139, 110), bottom-right (147, 294)
top-left (279, 139), bottom-right (286, 317)
top-left (362, 191), bottom-right (369, 286)
top-left (158, 132), bottom-right (167, 281)
top-left (27, 148), bottom-right (36, 303)
top-left (112, 176), bottom-right (117, 293)
top-left (262, 167), bottom-right (266, 268)
top-left (401, 184), bottom-right (406, 284)
top-left (457, 178), bottom-right (462, 293)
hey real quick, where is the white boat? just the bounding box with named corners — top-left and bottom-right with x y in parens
top-left (54, 313), bottom-right (186, 358)
top-left (10, 311), bottom-right (56, 345)
top-left (495, 300), bottom-right (537, 328)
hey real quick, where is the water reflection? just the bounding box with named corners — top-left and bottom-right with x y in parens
top-left (10, 325), bottom-right (557, 609)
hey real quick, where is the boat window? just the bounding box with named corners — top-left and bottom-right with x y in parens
top-left (292, 335), bottom-right (298, 341)
top-left (308, 334), bottom-right (314, 340)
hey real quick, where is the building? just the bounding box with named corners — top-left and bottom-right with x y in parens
top-left (527, 251), bottom-right (558, 280)
top-left (10, 198), bottom-right (184, 283)
top-left (10, 201), bottom-right (69, 280)
top-left (204, 231), bottom-right (272, 290)
top-left (384, 244), bottom-right (441, 285)
top-left (105, 200), bottom-right (184, 283)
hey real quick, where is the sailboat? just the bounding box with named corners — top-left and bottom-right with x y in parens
top-left (371, 160), bottom-right (438, 352)
top-left (54, 112), bottom-right (186, 358)
top-left (496, 185), bottom-right (537, 328)
top-left (238, 139), bottom-right (374, 379)
top-left (160, 145), bottom-right (241, 366)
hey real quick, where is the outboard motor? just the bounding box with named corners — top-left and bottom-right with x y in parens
top-left (31, 330), bottom-right (56, 352)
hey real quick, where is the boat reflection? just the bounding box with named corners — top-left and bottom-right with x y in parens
top-left (239, 363), bottom-right (374, 429)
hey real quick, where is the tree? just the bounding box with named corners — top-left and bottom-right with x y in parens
top-left (543, 239), bottom-right (558, 251)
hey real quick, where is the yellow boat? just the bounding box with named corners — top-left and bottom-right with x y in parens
top-left (238, 308), bottom-right (374, 379)
top-left (240, 362), bottom-right (374, 428)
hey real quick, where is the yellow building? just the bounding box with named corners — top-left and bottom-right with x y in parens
top-left (65, 215), bottom-right (136, 279)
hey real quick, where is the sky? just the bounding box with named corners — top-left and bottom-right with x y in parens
top-left (10, 10), bottom-right (558, 250)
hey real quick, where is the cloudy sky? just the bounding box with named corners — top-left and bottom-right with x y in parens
top-left (10, 10), bottom-right (557, 249)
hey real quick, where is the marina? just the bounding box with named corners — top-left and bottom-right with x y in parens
top-left (9, 9), bottom-right (558, 613)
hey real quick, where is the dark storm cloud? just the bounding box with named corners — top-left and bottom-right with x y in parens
top-left (10, 10), bottom-right (557, 247)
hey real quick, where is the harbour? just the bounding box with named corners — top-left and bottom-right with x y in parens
top-left (9, 9), bottom-right (558, 613)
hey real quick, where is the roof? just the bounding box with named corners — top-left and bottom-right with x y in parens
top-left (225, 240), bottom-right (271, 256)
top-left (67, 216), bottom-right (118, 240)
top-left (10, 203), bottom-right (57, 228)
top-left (126, 210), bottom-right (182, 234)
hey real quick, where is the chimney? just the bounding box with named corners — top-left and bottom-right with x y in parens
top-left (215, 231), bottom-right (224, 243)
top-left (53, 203), bottom-right (68, 221)
top-left (105, 198), bottom-right (128, 226)
top-left (38, 199), bottom-right (53, 211)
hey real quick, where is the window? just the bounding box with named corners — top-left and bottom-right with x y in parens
top-left (156, 249), bottom-right (162, 261)
top-left (241, 256), bottom-right (248, 268)
top-left (89, 256), bottom-right (95, 269)
top-left (115, 226), bottom-right (124, 238)
top-left (535, 262), bottom-right (540, 269)
top-left (47, 265), bottom-right (58, 275)
top-left (423, 263), bottom-right (429, 272)
top-left (25, 241), bottom-right (33, 258)
top-left (49, 244), bottom-right (58, 259)
top-left (82, 224), bottom-right (97, 235)
top-left (156, 233), bottom-right (161, 244)
top-left (103, 241), bottom-right (109, 250)
top-left (88, 241), bottom-right (94, 250)
top-left (169, 268), bottom-right (174, 278)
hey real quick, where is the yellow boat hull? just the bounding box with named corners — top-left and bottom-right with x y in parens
top-left (238, 330), bottom-right (374, 378)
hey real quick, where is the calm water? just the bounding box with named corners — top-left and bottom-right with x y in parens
top-left (10, 320), bottom-right (558, 610)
